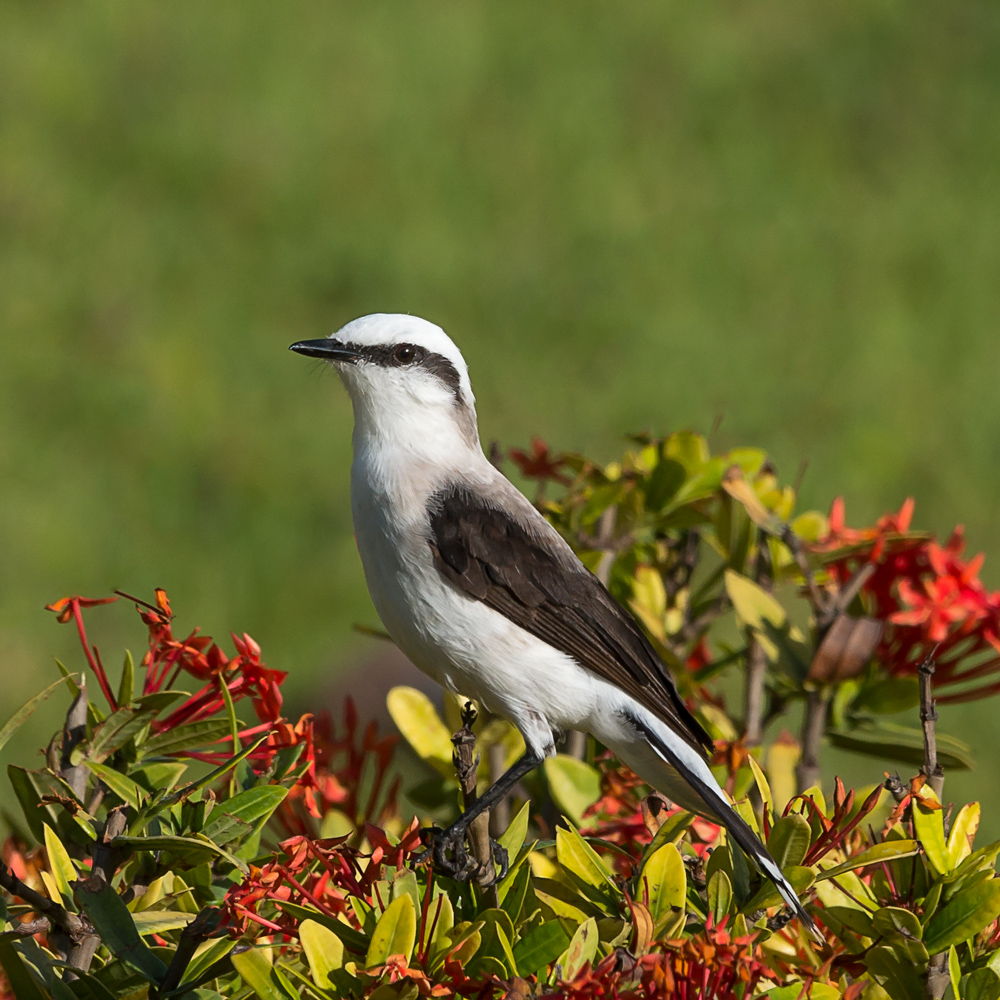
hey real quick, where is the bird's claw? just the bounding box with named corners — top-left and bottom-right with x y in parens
top-left (412, 826), bottom-right (509, 885)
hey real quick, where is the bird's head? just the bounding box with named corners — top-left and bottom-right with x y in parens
top-left (290, 314), bottom-right (480, 454)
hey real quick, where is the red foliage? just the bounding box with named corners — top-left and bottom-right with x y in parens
top-left (508, 437), bottom-right (572, 486)
top-left (813, 498), bottom-right (1000, 701)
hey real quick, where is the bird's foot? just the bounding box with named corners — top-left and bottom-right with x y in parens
top-left (413, 826), bottom-right (509, 885)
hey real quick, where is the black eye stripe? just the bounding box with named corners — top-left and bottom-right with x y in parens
top-left (337, 341), bottom-right (464, 403)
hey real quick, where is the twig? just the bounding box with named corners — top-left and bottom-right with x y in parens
top-left (487, 742), bottom-right (511, 837)
top-left (919, 649), bottom-right (944, 799)
top-left (156, 907), bottom-right (222, 997)
top-left (60, 679), bottom-right (89, 801)
top-left (780, 525), bottom-right (827, 619)
top-left (796, 688), bottom-right (830, 793)
top-left (918, 646), bottom-right (947, 1000)
top-left (92, 806), bottom-right (129, 883)
top-left (452, 704), bottom-right (498, 908)
top-left (744, 530), bottom-right (772, 747)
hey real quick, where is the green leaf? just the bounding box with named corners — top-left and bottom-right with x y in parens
top-left (111, 834), bottom-right (248, 873)
top-left (559, 916), bottom-right (598, 980)
top-left (544, 755), bottom-right (601, 826)
top-left (913, 789), bottom-right (950, 876)
top-left (91, 708), bottom-right (155, 760)
top-left (646, 458), bottom-right (686, 510)
top-left (0, 675), bottom-right (78, 755)
top-left (828, 723), bottom-right (973, 770)
top-left (742, 866), bottom-right (814, 914)
top-left (0, 939), bottom-right (47, 1000)
top-left (139, 719), bottom-right (231, 758)
top-left (639, 841), bottom-right (685, 928)
top-left (73, 876), bottom-right (168, 984)
top-left (924, 878), bottom-right (1000, 955)
top-left (85, 761), bottom-right (146, 809)
top-left (365, 894), bottom-right (416, 968)
top-left (949, 945), bottom-right (962, 1000)
top-left (232, 948), bottom-right (291, 1000)
top-left (426, 893), bottom-right (456, 969)
top-left (496, 800), bottom-right (530, 860)
top-left (200, 786), bottom-right (288, 845)
top-left (117, 651), bottom-right (135, 708)
top-left (865, 944), bottom-right (925, 1000)
top-left (708, 869), bottom-right (734, 924)
top-left (746, 753), bottom-right (774, 827)
top-left (766, 814), bottom-right (811, 870)
top-left (947, 802), bottom-right (981, 871)
top-left (300, 919), bottom-right (344, 987)
top-left (724, 569), bottom-right (787, 631)
top-left (873, 906), bottom-right (923, 940)
top-left (512, 919), bottom-right (574, 977)
top-left (43, 823), bottom-right (77, 904)
top-left (276, 902), bottom-right (369, 954)
top-left (8, 765), bottom-right (58, 842)
top-left (555, 823), bottom-right (619, 903)
top-left (641, 810), bottom-right (694, 863)
top-left (385, 686), bottom-right (454, 776)
top-left (967, 968), bottom-right (1000, 1000)
top-left (814, 840), bottom-right (921, 881)
top-left (852, 676), bottom-right (920, 715)
top-left (131, 909), bottom-right (197, 934)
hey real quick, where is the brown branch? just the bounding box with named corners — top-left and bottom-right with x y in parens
top-left (796, 688), bottom-right (831, 793)
top-left (60, 678), bottom-right (89, 802)
top-left (487, 742), bottom-right (511, 837)
top-left (92, 806), bottom-right (129, 883)
top-left (918, 647), bottom-right (947, 1000)
top-left (452, 704), bottom-right (498, 908)
top-left (0, 863), bottom-right (90, 941)
top-left (780, 524), bottom-right (827, 619)
top-left (919, 650), bottom-right (945, 800)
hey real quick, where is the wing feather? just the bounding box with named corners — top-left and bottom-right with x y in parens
top-left (428, 485), bottom-right (712, 755)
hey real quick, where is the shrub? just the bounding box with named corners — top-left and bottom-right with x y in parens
top-left (2, 432), bottom-right (1000, 999)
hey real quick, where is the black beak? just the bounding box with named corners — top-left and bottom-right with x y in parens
top-left (288, 338), bottom-right (363, 362)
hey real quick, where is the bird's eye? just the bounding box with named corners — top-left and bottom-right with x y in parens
top-left (394, 344), bottom-right (417, 363)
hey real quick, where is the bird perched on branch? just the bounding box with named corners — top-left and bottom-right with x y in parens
top-left (290, 313), bottom-right (816, 936)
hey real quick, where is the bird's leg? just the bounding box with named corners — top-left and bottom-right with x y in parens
top-left (418, 748), bottom-right (543, 883)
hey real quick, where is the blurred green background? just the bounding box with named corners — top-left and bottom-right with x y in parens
top-left (2, 3), bottom-right (999, 815)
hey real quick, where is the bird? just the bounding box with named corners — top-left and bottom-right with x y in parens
top-left (289, 312), bottom-right (816, 935)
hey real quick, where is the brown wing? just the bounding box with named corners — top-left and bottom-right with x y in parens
top-left (428, 485), bottom-right (712, 755)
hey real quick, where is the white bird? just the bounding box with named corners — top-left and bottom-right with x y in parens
top-left (290, 313), bottom-right (815, 934)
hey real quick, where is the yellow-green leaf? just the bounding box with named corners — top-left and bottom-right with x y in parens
top-left (426, 893), bottom-right (455, 968)
top-left (913, 789), bottom-right (950, 875)
top-left (746, 753), bottom-right (774, 827)
top-left (558, 917), bottom-right (599, 980)
top-left (544, 755), bottom-right (601, 827)
top-left (366, 894), bottom-right (416, 968)
top-left (497, 801), bottom-right (530, 859)
top-left (724, 569), bottom-right (787, 631)
top-left (947, 802), bottom-right (981, 871)
top-left (555, 824), bottom-right (617, 896)
top-left (300, 919), bottom-right (344, 986)
top-left (949, 945), bottom-right (962, 1000)
top-left (231, 948), bottom-right (286, 1000)
top-left (43, 823), bottom-right (77, 904)
top-left (814, 840), bottom-right (920, 882)
top-left (639, 842), bottom-right (685, 928)
top-left (131, 910), bottom-right (197, 935)
top-left (386, 687), bottom-right (454, 776)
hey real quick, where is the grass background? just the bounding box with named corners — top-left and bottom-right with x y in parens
top-left (2, 3), bottom-right (999, 822)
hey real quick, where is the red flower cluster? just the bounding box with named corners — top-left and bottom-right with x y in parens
top-left (45, 591), bottom-right (322, 807)
top-left (813, 499), bottom-right (1000, 702)
top-left (536, 922), bottom-right (773, 1000)
top-left (221, 821), bottom-right (422, 937)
